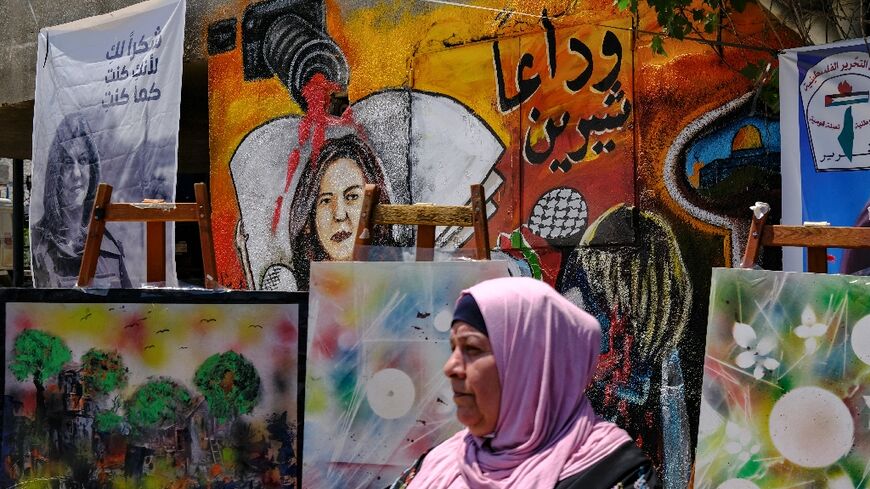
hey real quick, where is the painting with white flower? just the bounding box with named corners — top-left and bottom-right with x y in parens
top-left (694, 268), bottom-right (870, 489)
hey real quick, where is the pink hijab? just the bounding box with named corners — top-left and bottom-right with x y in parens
top-left (408, 277), bottom-right (632, 489)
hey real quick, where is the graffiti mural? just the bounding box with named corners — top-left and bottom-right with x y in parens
top-left (631, 10), bottom-right (794, 471)
top-left (1, 289), bottom-right (304, 488)
top-left (209, 1), bottom-right (635, 292)
top-left (559, 204), bottom-right (692, 454)
top-left (413, 16), bottom-right (637, 284)
top-left (207, 0), bottom-right (794, 478)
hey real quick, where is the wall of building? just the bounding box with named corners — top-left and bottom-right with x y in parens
top-left (0, 0), bottom-right (801, 478)
top-left (205, 0), bottom-right (798, 473)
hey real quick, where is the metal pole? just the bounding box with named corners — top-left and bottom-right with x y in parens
top-left (12, 158), bottom-right (24, 287)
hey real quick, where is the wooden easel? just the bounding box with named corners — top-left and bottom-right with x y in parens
top-left (352, 183), bottom-right (491, 261)
top-left (740, 204), bottom-right (870, 273)
top-left (77, 182), bottom-right (218, 288)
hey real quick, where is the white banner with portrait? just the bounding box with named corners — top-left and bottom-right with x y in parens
top-left (30, 0), bottom-right (185, 288)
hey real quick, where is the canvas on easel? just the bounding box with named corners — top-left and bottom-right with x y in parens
top-left (301, 261), bottom-right (511, 488)
top-left (694, 268), bottom-right (870, 489)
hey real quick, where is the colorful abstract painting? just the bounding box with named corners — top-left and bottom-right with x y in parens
top-left (1, 289), bottom-right (305, 488)
top-left (695, 268), bottom-right (870, 489)
top-left (302, 261), bottom-right (511, 488)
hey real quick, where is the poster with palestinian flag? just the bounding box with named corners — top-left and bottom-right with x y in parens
top-left (779, 38), bottom-right (870, 274)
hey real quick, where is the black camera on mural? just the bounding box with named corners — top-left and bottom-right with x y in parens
top-left (207, 0), bottom-right (349, 110)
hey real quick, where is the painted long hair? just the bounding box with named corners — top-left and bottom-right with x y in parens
top-left (35, 113), bottom-right (101, 253)
top-left (558, 204), bottom-right (693, 467)
top-left (288, 133), bottom-right (394, 289)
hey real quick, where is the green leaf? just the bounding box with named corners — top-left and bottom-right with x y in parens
top-left (80, 348), bottom-right (128, 395)
top-left (125, 378), bottom-right (193, 434)
top-left (703, 13), bottom-right (719, 33)
top-left (617, 0), bottom-right (631, 10)
top-left (95, 411), bottom-right (123, 432)
top-left (740, 62), bottom-right (761, 80)
top-left (671, 16), bottom-right (691, 39)
top-left (651, 35), bottom-right (667, 56)
top-left (691, 9), bottom-right (705, 21)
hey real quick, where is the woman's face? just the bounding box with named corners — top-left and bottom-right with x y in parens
top-left (314, 157), bottom-right (365, 261)
top-left (444, 322), bottom-right (501, 437)
top-left (60, 137), bottom-right (92, 207)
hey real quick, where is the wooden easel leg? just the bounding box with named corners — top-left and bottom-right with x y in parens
top-left (416, 225), bottom-right (435, 261)
top-left (146, 222), bottom-right (166, 284)
top-left (470, 184), bottom-right (491, 260)
top-left (77, 183), bottom-right (113, 287)
top-left (739, 207), bottom-right (769, 269)
top-left (352, 184), bottom-right (379, 261)
top-left (807, 247), bottom-right (828, 273)
top-left (195, 183), bottom-right (218, 289)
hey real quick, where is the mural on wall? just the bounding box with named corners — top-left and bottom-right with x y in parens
top-left (208, 1), bottom-right (507, 292)
top-left (1, 290), bottom-right (303, 488)
top-left (207, 0), bottom-right (792, 477)
top-left (208, 1), bottom-right (635, 292)
top-left (662, 94), bottom-right (783, 269)
top-left (683, 113), bottom-right (780, 215)
top-left (632, 12), bottom-right (793, 470)
top-left (695, 268), bottom-right (870, 489)
top-left (302, 261), bottom-right (511, 488)
top-left (559, 204), bottom-right (693, 454)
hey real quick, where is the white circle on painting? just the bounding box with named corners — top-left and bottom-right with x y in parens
top-left (850, 314), bottom-right (870, 365)
top-left (769, 386), bottom-right (853, 468)
top-left (717, 479), bottom-right (760, 489)
top-left (434, 308), bottom-right (453, 332)
top-left (366, 368), bottom-right (415, 419)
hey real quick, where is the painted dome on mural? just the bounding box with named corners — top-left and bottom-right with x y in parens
top-left (731, 124), bottom-right (763, 151)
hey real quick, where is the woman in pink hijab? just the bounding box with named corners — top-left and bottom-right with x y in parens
top-left (389, 277), bottom-right (660, 489)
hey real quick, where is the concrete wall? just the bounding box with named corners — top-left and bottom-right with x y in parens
top-left (0, 0), bottom-right (235, 105)
top-left (0, 0), bottom-right (225, 164)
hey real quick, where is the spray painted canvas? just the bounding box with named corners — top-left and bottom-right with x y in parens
top-left (1, 289), bottom-right (305, 488)
top-left (694, 268), bottom-right (870, 489)
top-left (302, 261), bottom-right (511, 488)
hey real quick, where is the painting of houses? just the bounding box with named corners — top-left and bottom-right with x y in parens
top-left (1, 289), bottom-right (304, 488)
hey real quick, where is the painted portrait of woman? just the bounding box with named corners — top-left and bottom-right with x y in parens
top-left (31, 113), bottom-right (130, 288)
top-left (286, 133), bottom-right (397, 290)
